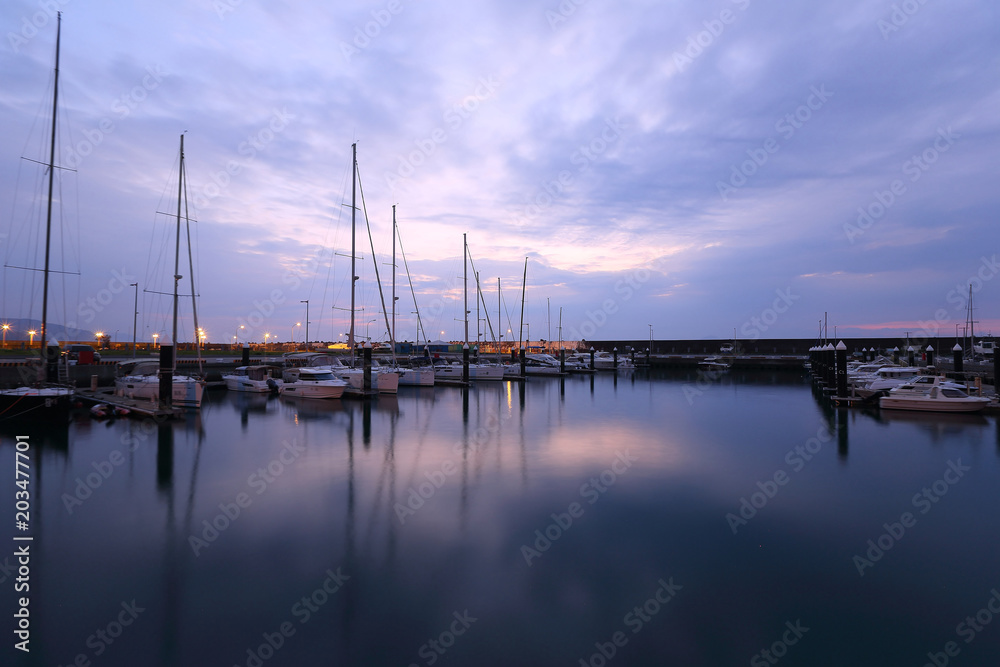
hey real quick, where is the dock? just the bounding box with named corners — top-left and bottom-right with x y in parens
top-left (74, 388), bottom-right (184, 418)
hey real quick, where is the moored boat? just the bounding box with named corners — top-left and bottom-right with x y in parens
top-left (879, 376), bottom-right (990, 413)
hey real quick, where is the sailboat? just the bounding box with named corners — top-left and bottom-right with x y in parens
top-left (0, 14), bottom-right (74, 424)
top-left (432, 235), bottom-right (504, 382)
top-left (324, 143), bottom-right (398, 395)
top-left (114, 134), bottom-right (204, 408)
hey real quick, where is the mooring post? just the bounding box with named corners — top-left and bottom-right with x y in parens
top-left (589, 346), bottom-right (595, 371)
top-left (892, 346), bottom-right (900, 365)
top-left (242, 345), bottom-right (250, 365)
top-left (926, 345), bottom-right (934, 367)
top-left (462, 343), bottom-right (470, 384)
top-left (519, 346), bottom-right (526, 376)
top-left (953, 344), bottom-right (963, 374)
top-left (836, 341), bottom-right (847, 398)
top-left (159, 344), bottom-right (174, 408)
top-left (613, 347), bottom-right (618, 369)
top-left (363, 342), bottom-right (372, 393)
top-left (907, 346), bottom-right (915, 367)
top-left (560, 348), bottom-right (565, 373)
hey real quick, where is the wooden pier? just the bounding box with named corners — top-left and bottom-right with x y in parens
top-left (74, 388), bottom-right (184, 418)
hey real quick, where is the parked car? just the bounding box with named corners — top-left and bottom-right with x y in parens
top-left (719, 343), bottom-right (735, 354)
top-left (63, 344), bottom-right (100, 363)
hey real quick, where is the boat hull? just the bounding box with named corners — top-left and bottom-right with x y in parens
top-left (879, 396), bottom-right (990, 413)
top-left (279, 382), bottom-right (345, 399)
top-left (0, 386), bottom-right (73, 423)
top-left (115, 375), bottom-right (204, 408)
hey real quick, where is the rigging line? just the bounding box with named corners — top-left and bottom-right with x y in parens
top-left (395, 218), bottom-right (426, 344)
top-left (181, 139), bottom-right (202, 367)
top-left (465, 248), bottom-right (496, 345)
top-left (355, 163), bottom-right (395, 361)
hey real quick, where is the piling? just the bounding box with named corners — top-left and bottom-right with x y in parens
top-left (953, 344), bottom-right (963, 374)
top-left (892, 346), bottom-right (900, 365)
top-left (589, 346), bottom-right (595, 371)
top-left (613, 347), bottom-right (618, 369)
top-left (159, 345), bottom-right (174, 408)
top-left (242, 346), bottom-right (250, 365)
top-left (825, 344), bottom-right (836, 387)
top-left (519, 347), bottom-right (526, 376)
top-left (90, 374), bottom-right (98, 391)
top-left (835, 341), bottom-right (847, 398)
top-left (463, 343), bottom-right (470, 384)
top-left (926, 345), bottom-right (934, 367)
top-left (560, 349), bottom-right (566, 373)
top-left (363, 342), bottom-right (372, 393)
top-left (907, 346), bottom-right (915, 367)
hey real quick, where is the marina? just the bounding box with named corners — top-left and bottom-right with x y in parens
top-left (3, 369), bottom-right (1000, 665)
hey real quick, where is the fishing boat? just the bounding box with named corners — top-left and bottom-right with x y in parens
top-left (879, 376), bottom-right (990, 413)
top-left (279, 368), bottom-right (347, 399)
top-left (222, 365), bottom-right (282, 393)
top-left (0, 14), bottom-right (74, 423)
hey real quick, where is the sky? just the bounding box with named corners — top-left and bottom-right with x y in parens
top-left (1, 0), bottom-right (999, 346)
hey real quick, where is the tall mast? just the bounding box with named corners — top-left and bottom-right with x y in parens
top-left (476, 271), bottom-right (480, 349)
top-left (518, 257), bottom-right (527, 349)
top-left (349, 142), bottom-right (357, 364)
top-left (181, 137), bottom-right (202, 374)
top-left (391, 205), bottom-right (396, 352)
top-left (463, 233), bottom-right (469, 346)
top-left (172, 133), bottom-right (184, 368)
top-left (39, 12), bottom-right (62, 371)
top-left (497, 277), bottom-right (501, 361)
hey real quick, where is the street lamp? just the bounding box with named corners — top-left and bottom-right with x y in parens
top-left (2, 323), bottom-right (9, 350)
top-left (152, 332), bottom-right (159, 349)
top-left (28, 329), bottom-right (37, 348)
top-left (293, 322), bottom-right (301, 345)
top-left (264, 332), bottom-right (271, 357)
top-left (95, 331), bottom-right (104, 349)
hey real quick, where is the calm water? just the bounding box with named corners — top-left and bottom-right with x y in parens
top-left (2, 370), bottom-right (1000, 666)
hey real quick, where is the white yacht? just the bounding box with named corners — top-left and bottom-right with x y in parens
top-left (279, 368), bottom-right (347, 399)
top-left (396, 366), bottom-right (435, 386)
top-left (433, 359), bottom-right (505, 382)
top-left (115, 359), bottom-right (204, 408)
top-left (879, 376), bottom-right (990, 413)
top-left (222, 365), bottom-right (282, 393)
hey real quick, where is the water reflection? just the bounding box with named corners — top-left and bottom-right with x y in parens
top-left (9, 372), bottom-right (1000, 665)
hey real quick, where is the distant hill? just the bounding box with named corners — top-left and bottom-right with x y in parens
top-left (0, 318), bottom-right (94, 343)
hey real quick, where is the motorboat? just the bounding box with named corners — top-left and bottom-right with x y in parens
top-left (396, 366), bottom-right (435, 386)
top-left (222, 365), bottom-right (282, 393)
top-left (502, 354), bottom-right (564, 377)
top-left (278, 368), bottom-right (347, 399)
top-left (879, 376), bottom-right (990, 413)
top-left (698, 356), bottom-right (731, 373)
top-left (115, 359), bottom-right (204, 408)
top-left (852, 366), bottom-right (919, 398)
top-left (433, 359), bottom-right (505, 381)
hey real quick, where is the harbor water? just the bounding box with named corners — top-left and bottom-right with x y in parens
top-left (2, 370), bottom-right (999, 666)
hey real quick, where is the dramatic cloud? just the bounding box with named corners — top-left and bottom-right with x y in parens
top-left (2, 0), bottom-right (998, 343)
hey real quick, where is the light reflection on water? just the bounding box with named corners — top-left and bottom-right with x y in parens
top-left (1, 370), bottom-right (999, 666)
